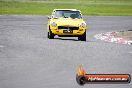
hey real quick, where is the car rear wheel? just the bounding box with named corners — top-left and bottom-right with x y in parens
top-left (48, 30), bottom-right (55, 39)
top-left (78, 32), bottom-right (86, 41)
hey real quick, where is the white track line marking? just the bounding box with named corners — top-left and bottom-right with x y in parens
top-left (94, 32), bottom-right (132, 45)
top-left (128, 51), bottom-right (132, 54)
top-left (0, 45), bottom-right (4, 48)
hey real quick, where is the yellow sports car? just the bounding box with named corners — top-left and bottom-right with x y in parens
top-left (47, 9), bottom-right (86, 41)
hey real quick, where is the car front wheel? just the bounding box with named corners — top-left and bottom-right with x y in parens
top-left (78, 32), bottom-right (86, 41)
top-left (48, 30), bottom-right (55, 39)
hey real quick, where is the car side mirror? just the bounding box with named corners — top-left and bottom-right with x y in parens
top-left (48, 16), bottom-right (51, 19)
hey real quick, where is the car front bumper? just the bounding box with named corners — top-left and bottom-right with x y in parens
top-left (50, 29), bottom-right (86, 36)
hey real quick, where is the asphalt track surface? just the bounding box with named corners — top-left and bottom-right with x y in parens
top-left (0, 15), bottom-right (132, 88)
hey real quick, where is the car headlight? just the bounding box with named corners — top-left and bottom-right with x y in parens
top-left (80, 23), bottom-right (86, 28)
top-left (51, 22), bottom-right (57, 27)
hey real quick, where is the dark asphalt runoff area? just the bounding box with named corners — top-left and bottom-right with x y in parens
top-left (0, 15), bottom-right (132, 88)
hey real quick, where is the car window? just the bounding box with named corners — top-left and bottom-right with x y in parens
top-left (53, 10), bottom-right (81, 19)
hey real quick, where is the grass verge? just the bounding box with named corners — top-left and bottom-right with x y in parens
top-left (0, 0), bottom-right (132, 15)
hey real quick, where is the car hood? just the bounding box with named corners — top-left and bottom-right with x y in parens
top-left (51, 18), bottom-right (85, 27)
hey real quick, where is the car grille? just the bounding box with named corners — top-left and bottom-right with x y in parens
top-left (58, 26), bottom-right (79, 30)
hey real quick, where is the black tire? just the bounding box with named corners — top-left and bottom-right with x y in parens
top-left (48, 30), bottom-right (55, 39)
top-left (78, 32), bottom-right (86, 41)
top-left (78, 36), bottom-right (82, 40)
top-left (47, 32), bottom-right (49, 38)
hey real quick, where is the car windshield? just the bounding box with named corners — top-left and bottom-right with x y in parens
top-left (54, 10), bottom-right (81, 19)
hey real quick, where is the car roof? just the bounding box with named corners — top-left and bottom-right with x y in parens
top-left (53, 9), bottom-right (81, 12)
